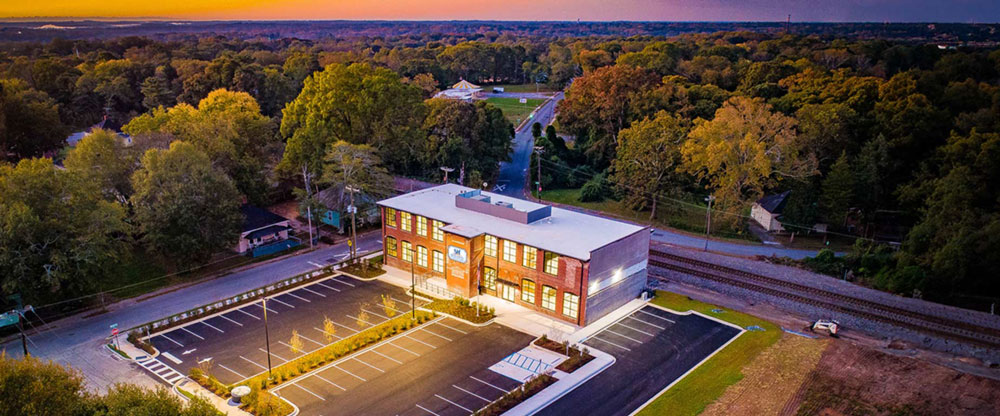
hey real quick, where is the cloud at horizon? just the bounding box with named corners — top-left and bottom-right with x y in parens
top-left (2, 0), bottom-right (997, 23)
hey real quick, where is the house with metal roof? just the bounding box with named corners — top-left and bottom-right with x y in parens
top-left (751, 191), bottom-right (791, 232)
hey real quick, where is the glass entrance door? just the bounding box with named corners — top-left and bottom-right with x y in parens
top-left (499, 282), bottom-right (517, 302)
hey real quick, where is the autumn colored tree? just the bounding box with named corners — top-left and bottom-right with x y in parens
top-left (682, 97), bottom-right (817, 227)
top-left (611, 111), bottom-right (689, 220)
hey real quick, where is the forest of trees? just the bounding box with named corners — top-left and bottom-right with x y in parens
top-left (1, 28), bottom-right (999, 313)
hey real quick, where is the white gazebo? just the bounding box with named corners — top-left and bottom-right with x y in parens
top-left (434, 79), bottom-right (484, 100)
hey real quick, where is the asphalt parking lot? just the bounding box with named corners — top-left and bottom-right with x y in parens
top-left (275, 319), bottom-right (532, 416)
top-left (148, 274), bottom-right (420, 385)
top-left (537, 305), bottom-right (742, 416)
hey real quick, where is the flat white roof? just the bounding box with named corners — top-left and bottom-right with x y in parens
top-left (378, 184), bottom-right (645, 260)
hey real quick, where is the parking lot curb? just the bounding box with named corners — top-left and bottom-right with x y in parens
top-left (504, 350), bottom-right (616, 416)
top-left (416, 307), bottom-right (496, 327)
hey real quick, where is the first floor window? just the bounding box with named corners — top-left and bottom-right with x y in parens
top-left (541, 286), bottom-right (557, 311)
top-left (432, 250), bottom-right (445, 273)
top-left (484, 267), bottom-right (497, 291)
top-left (385, 207), bottom-right (397, 227)
top-left (401, 241), bottom-right (412, 262)
top-left (521, 279), bottom-right (536, 304)
top-left (385, 236), bottom-right (397, 257)
top-left (417, 245), bottom-right (428, 267)
top-left (563, 293), bottom-right (579, 319)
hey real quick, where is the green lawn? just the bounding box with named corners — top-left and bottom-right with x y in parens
top-left (536, 187), bottom-right (756, 242)
top-left (488, 83), bottom-right (558, 93)
top-left (485, 97), bottom-right (546, 125)
top-left (637, 291), bottom-right (782, 416)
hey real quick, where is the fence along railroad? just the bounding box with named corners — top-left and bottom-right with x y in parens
top-left (648, 249), bottom-right (1000, 349)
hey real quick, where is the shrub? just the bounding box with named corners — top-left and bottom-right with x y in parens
top-left (580, 173), bottom-right (609, 202)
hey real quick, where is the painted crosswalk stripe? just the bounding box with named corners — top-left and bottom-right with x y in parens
top-left (201, 321), bottom-right (225, 333)
top-left (181, 327), bottom-right (204, 340)
top-left (160, 334), bottom-right (184, 347)
top-left (435, 394), bottom-right (472, 413)
top-left (219, 314), bottom-right (244, 327)
top-left (453, 385), bottom-right (490, 402)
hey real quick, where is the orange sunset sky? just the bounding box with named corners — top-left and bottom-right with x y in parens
top-left (0, 0), bottom-right (996, 22)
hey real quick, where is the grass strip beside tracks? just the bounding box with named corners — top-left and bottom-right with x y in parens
top-left (190, 310), bottom-right (437, 416)
top-left (636, 291), bottom-right (781, 416)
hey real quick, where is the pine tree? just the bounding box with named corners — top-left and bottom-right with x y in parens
top-left (820, 151), bottom-right (855, 227)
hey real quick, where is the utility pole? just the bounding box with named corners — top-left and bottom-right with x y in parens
top-left (302, 164), bottom-right (314, 248)
top-left (262, 297), bottom-right (272, 379)
top-left (440, 166), bottom-right (454, 184)
top-left (534, 146), bottom-right (544, 197)
top-left (703, 195), bottom-right (715, 252)
top-left (408, 248), bottom-right (416, 320)
top-left (345, 185), bottom-right (360, 261)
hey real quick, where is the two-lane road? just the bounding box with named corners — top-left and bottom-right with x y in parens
top-left (495, 92), bottom-right (563, 198)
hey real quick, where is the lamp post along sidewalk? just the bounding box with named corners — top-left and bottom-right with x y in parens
top-left (262, 297), bottom-right (273, 378)
top-left (345, 185), bottom-right (360, 261)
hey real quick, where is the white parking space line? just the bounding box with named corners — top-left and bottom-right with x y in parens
top-left (201, 321), bottom-right (225, 333)
top-left (260, 347), bottom-right (289, 362)
top-left (160, 334), bottom-right (184, 347)
top-left (604, 328), bottom-right (643, 344)
top-left (219, 314), bottom-right (244, 327)
top-left (403, 333), bottom-right (437, 349)
top-left (352, 356), bottom-right (385, 373)
top-left (638, 309), bottom-right (676, 323)
top-left (269, 297), bottom-right (296, 308)
top-left (240, 356), bottom-right (268, 371)
top-left (333, 363), bottom-right (366, 382)
top-left (369, 348), bottom-right (403, 364)
top-left (313, 327), bottom-right (344, 341)
top-left (308, 261), bottom-right (325, 268)
top-left (315, 282), bottom-right (341, 292)
top-left (615, 321), bottom-right (655, 337)
top-left (302, 287), bottom-right (327, 297)
top-left (384, 340), bottom-right (420, 356)
top-left (415, 404), bottom-right (441, 416)
top-left (434, 321), bottom-right (468, 335)
top-left (329, 320), bottom-right (360, 334)
top-left (182, 327), bottom-right (205, 340)
top-left (331, 278), bottom-right (356, 287)
top-left (314, 373), bottom-right (347, 391)
top-left (286, 292), bottom-right (311, 303)
top-left (362, 307), bottom-right (390, 320)
top-left (470, 376), bottom-right (509, 394)
top-left (238, 309), bottom-right (261, 320)
top-left (347, 314), bottom-right (388, 327)
top-left (589, 335), bottom-right (632, 351)
top-left (435, 394), bottom-right (472, 413)
top-left (626, 315), bottom-right (665, 330)
top-left (418, 327), bottom-right (453, 342)
top-left (279, 340), bottom-right (307, 353)
top-left (297, 333), bottom-right (325, 346)
top-left (292, 383), bottom-right (326, 401)
top-left (254, 303), bottom-right (279, 314)
top-left (453, 385), bottom-right (491, 402)
top-left (217, 363), bottom-right (247, 379)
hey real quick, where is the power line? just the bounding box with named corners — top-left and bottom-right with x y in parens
top-left (536, 157), bottom-right (876, 243)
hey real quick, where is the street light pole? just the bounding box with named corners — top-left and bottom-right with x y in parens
top-left (262, 297), bottom-right (272, 379)
top-left (409, 248), bottom-right (416, 320)
top-left (704, 195), bottom-right (715, 252)
top-left (439, 166), bottom-right (454, 184)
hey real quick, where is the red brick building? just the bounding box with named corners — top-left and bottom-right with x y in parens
top-left (378, 184), bottom-right (648, 326)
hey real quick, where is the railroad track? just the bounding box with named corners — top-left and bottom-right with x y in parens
top-left (649, 249), bottom-right (1000, 349)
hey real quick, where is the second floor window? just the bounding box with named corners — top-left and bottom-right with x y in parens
top-left (400, 212), bottom-right (412, 232)
top-left (502, 240), bottom-right (517, 263)
top-left (385, 207), bottom-right (397, 227)
top-left (484, 235), bottom-right (498, 257)
top-left (432, 220), bottom-right (445, 241)
top-left (544, 252), bottom-right (559, 275)
top-left (522, 246), bottom-right (537, 269)
top-left (416, 216), bottom-right (428, 236)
